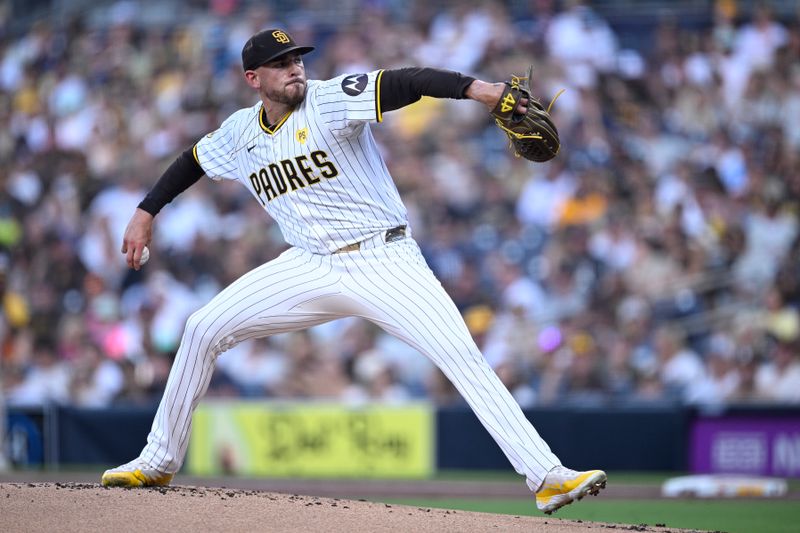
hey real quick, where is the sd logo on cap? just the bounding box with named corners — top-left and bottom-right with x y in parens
top-left (242, 28), bottom-right (315, 71)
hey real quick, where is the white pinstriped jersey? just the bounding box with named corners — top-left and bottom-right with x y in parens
top-left (134, 65), bottom-right (565, 491)
top-left (194, 70), bottom-right (407, 254)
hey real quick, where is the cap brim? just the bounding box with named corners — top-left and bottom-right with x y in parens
top-left (247, 45), bottom-right (315, 70)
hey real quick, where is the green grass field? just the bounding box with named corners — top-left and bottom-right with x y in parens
top-left (377, 471), bottom-right (800, 533)
top-left (377, 497), bottom-right (799, 533)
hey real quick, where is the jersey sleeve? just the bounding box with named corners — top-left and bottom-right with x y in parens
top-left (193, 110), bottom-right (245, 181)
top-left (311, 70), bottom-right (385, 137)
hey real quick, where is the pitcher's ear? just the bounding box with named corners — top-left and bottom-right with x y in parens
top-left (244, 70), bottom-right (260, 88)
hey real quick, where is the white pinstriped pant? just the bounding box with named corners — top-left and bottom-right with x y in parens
top-left (140, 238), bottom-right (560, 490)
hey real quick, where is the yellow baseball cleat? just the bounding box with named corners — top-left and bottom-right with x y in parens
top-left (101, 459), bottom-right (174, 488)
top-left (535, 466), bottom-right (607, 514)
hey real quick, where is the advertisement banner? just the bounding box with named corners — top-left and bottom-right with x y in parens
top-left (690, 416), bottom-right (800, 478)
top-left (187, 401), bottom-right (434, 478)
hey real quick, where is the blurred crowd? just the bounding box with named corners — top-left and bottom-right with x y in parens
top-left (1, 0), bottom-right (800, 413)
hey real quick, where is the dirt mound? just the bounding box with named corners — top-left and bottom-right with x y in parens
top-left (1, 482), bottom-right (689, 533)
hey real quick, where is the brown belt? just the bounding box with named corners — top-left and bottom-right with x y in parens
top-left (333, 226), bottom-right (407, 254)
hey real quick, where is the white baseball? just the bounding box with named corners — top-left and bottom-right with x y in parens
top-left (140, 246), bottom-right (150, 265)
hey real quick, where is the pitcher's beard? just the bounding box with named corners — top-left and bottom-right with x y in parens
top-left (266, 82), bottom-right (306, 106)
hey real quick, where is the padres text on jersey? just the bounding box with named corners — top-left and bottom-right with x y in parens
top-left (194, 70), bottom-right (407, 255)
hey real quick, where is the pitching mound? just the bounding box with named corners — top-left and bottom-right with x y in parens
top-left (1, 483), bottom-right (686, 533)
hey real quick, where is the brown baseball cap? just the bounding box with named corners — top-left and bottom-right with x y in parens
top-left (241, 29), bottom-right (314, 71)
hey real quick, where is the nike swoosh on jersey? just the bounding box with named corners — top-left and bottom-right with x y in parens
top-left (247, 145), bottom-right (256, 152)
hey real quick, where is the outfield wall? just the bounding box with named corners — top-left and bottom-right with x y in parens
top-left (5, 403), bottom-right (799, 478)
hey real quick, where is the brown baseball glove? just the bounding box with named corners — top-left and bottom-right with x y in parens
top-left (491, 66), bottom-right (561, 163)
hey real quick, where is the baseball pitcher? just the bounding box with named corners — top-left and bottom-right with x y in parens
top-left (101, 28), bottom-right (605, 514)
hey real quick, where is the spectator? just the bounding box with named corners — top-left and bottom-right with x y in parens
top-left (6, 339), bottom-right (71, 406)
top-left (69, 343), bottom-right (125, 407)
top-left (755, 340), bottom-right (800, 403)
top-left (343, 348), bottom-right (411, 405)
top-left (733, 3), bottom-right (788, 73)
top-left (215, 337), bottom-right (288, 397)
top-left (686, 333), bottom-right (740, 405)
top-left (653, 324), bottom-right (705, 400)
